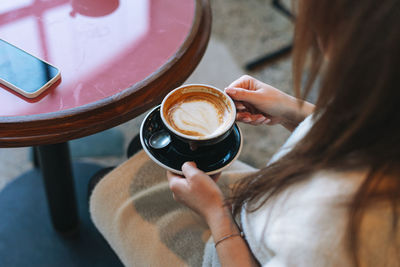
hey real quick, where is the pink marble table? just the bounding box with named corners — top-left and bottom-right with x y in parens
top-left (0, 0), bottom-right (211, 235)
top-left (0, 0), bottom-right (211, 146)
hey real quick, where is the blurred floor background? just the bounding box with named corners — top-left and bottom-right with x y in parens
top-left (0, 0), bottom-right (294, 191)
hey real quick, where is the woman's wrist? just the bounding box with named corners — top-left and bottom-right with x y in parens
top-left (203, 200), bottom-right (260, 266)
top-left (205, 206), bottom-right (240, 241)
top-left (279, 93), bottom-right (315, 131)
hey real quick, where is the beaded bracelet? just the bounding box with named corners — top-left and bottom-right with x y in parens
top-left (214, 232), bottom-right (244, 248)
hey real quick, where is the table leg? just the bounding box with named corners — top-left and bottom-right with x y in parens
top-left (32, 146), bottom-right (40, 168)
top-left (37, 142), bottom-right (79, 233)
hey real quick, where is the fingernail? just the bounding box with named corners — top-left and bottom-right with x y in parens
top-left (182, 161), bottom-right (196, 169)
top-left (243, 117), bottom-right (251, 122)
top-left (236, 103), bottom-right (246, 110)
top-left (225, 87), bottom-right (236, 95)
top-left (256, 117), bottom-right (265, 123)
top-left (263, 119), bottom-right (271, 124)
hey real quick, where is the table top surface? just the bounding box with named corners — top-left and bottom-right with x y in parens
top-left (0, 0), bottom-right (211, 147)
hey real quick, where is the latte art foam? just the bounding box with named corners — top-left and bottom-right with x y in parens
top-left (166, 93), bottom-right (230, 137)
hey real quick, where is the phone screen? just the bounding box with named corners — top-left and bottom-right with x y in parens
top-left (0, 39), bottom-right (60, 96)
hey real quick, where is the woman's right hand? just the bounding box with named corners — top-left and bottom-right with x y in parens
top-left (225, 75), bottom-right (315, 131)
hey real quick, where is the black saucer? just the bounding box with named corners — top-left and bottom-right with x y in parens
top-left (140, 106), bottom-right (242, 174)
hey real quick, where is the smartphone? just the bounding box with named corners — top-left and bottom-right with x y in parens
top-left (0, 39), bottom-right (61, 98)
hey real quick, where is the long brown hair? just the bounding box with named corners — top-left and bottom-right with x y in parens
top-left (231, 0), bottom-right (400, 265)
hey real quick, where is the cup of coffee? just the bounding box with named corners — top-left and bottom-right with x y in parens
top-left (160, 84), bottom-right (236, 149)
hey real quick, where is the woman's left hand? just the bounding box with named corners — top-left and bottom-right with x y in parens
top-left (169, 163), bottom-right (259, 266)
top-left (167, 162), bottom-right (225, 222)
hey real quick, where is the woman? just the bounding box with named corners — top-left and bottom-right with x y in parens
top-left (90, 0), bottom-right (400, 266)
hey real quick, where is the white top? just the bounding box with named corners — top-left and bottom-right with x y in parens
top-left (241, 116), bottom-right (399, 266)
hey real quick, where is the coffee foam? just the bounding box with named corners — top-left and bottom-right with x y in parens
top-left (165, 92), bottom-right (231, 137)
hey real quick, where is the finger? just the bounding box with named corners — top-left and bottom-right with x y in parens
top-left (227, 75), bottom-right (255, 89)
top-left (236, 111), bottom-right (252, 118)
top-left (241, 102), bottom-right (258, 114)
top-left (182, 161), bottom-right (197, 169)
top-left (167, 170), bottom-right (184, 181)
top-left (237, 112), bottom-right (262, 122)
top-left (262, 118), bottom-right (272, 124)
top-left (182, 161), bottom-right (207, 181)
top-left (225, 87), bottom-right (258, 102)
top-left (236, 113), bottom-right (251, 123)
top-left (236, 112), bottom-right (253, 123)
top-left (254, 114), bottom-right (267, 123)
top-left (167, 171), bottom-right (188, 192)
top-left (250, 115), bottom-right (271, 125)
top-left (238, 113), bottom-right (271, 125)
top-left (234, 102), bottom-right (260, 117)
top-left (242, 117), bottom-right (252, 123)
top-left (235, 101), bottom-right (247, 111)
